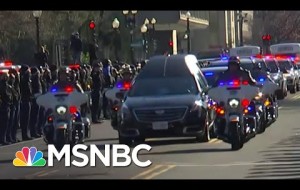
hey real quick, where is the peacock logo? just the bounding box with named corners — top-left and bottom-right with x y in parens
top-left (13, 147), bottom-right (46, 167)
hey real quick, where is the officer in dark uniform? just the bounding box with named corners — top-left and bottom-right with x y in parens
top-left (49, 65), bottom-right (58, 85)
top-left (214, 56), bottom-right (257, 87)
top-left (19, 65), bottom-right (33, 141)
top-left (8, 68), bottom-right (21, 143)
top-left (0, 72), bottom-right (12, 145)
top-left (6, 70), bottom-right (19, 143)
top-left (91, 63), bottom-right (105, 123)
top-left (29, 67), bottom-right (42, 138)
top-left (37, 67), bottom-right (48, 135)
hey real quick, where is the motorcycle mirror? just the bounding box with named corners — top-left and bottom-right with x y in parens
top-left (116, 92), bottom-right (124, 100)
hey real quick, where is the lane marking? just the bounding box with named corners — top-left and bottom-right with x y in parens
top-left (37, 169), bottom-right (59, 177)
top-left (131, 165), bottom-right (165, 179)
top-left (24, 170), bottom-right (48, 179)
top-left (165, 161), bottom-right (300, 167)
top-left (144, 165), bottom-right (176, 179)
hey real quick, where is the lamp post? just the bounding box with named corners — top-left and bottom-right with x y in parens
top-left (123, 10), bottom-right (138, 64)
top-left (140, 24), bottom-right (148, 59)
top-left (112, 18), bottom-right (120, 61)
top-left (186, 11), bottom-right (191, 54)
top-left (144, 18), bottom-right (157, 56)
top-left (32, 11), bottom-right (42, 52)
top-left (237, 11), bottom-right (248, 46)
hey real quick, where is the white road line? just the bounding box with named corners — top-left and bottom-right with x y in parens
top-left (165, 161), bottom-right (300, 167)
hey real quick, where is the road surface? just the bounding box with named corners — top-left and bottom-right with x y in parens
top-left (1, 93), bottom-right (300, 179)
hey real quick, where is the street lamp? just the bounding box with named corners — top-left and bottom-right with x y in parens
top-left (112, 18), bottom-right (120, 29)
top-left (141, 24), bottom-right (148, 59)
top-left (122, 10), bottom-right (138, 64)
top-left (32, 11), bottom-right (42, 52)
top-left (186, 11), bottom-right (191, 54)
top-left (237, 11), bottom-right (248, 46)
top-left (112, 18), bottom-right (120, 61)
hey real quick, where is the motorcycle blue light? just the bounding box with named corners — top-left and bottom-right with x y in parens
top-left (259, 78), bottom-right (265, 82)
top-left (116, 83), bottom-right (123, 88)
top-left (248, 106), bottom-right (252, 111)
top-left (219, 82), bottom-right (224, 86)
top-left (51, 88), bottom-right (57, 93)
top-left (204, 72), bottom-right (214, 76)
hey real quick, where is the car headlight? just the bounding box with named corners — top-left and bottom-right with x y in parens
top-left (229, 99), bottom-right (239, 108)
top-left (190, 100), bottom-right (202, 117)
top-left (56, 106), bottom-right (67, 115)
top-left (121, 104), bottom-right (131, 120)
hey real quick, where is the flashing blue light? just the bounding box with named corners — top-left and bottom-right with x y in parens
top-left (229, 81), bottom-right (234, 85)
top-left (116, 83), bottom-right (123, 88)
top-left (205, 72), bottom-right (214, 76)
top-left (219, 82), bottom-right (224, 86)
top-left (221, 56), bottom-right (228, 60)
top-left (248, 107), bottom-right (252, 111)
top-left (51, 88), bottom-right (57, 93)
top-left (259, 78), bottom-right (265, 82)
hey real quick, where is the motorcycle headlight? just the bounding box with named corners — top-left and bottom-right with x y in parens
top-left (56, 106), bottom-right (67, 115)
top-left (229, 99), bottom-right (239, 108)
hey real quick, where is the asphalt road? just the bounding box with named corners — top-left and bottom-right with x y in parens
top-left (1, 93), bottom-right (300, 179)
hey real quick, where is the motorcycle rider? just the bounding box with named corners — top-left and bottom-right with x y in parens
top-left (214, 56), bottom-right (257, 87)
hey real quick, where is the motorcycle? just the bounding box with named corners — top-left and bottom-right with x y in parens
top-left (36, 85), bottom-right (90, 149)
top-left (105, 81), bottom-right (131, 130)
top-left (254, 77), bottom-right (280, 133)
top-left (208, 80), bottom-right (260, 150)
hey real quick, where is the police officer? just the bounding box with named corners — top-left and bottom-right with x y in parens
top-left (214, 56), bottom-right (257, 87)
top-left (37, 67), bottom-right (49, 135)
top-left (29, 67), bottom-right (42, 138)
top-left (91, 63), bottom-right (104, 123)
top-left (19, 65), bottom-right (33, 141)
top-left (102, 59), bottom-right (113, 119)
top-left (0, 72), bottom-right (12, 145)
top-left (8, 68), bottom-right (21, 143)
top-left (6, 70), bottom-right (19, 143)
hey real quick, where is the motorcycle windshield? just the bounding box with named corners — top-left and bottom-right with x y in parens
top-left (36, 91), bottom-right (88, 111)
top-left (208, 83), bottom-right (260, 104)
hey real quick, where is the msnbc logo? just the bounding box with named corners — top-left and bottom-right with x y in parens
top-left (13, 147), bottom-right (46, 167)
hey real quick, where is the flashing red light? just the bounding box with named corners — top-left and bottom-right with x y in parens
top-left (254, 54), bottom-right (263, 59)
top-left (4, 60), bottom-right (12, 66)
top-left (233, 80), bottom-right (240, 86)
top-left (242, 80), bottom-right (249, 85)
top-left (64, 86), bottom-right (74, 93)
top-left (169, 41), bottom-right (173, 47)
top-left (123, 82), bottom-right (131, 90)
top-left (89, 21), bottom-right (96, 30)
top-left (69, 64), bottom-right (80, 69)
top-left (47, 116), bottom-right (53, 122)
top-left (241, 98), bottom-right (250, 108)
top-left (216, 106), bottom-right (225, 115)
top-left (69, 106), bottom-right (77, 114)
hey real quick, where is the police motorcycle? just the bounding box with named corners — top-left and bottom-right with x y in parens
top-left (208, 80), bottom-right (260, 150)
top-left (105, 81), bottom-right (131, 130)
top-left (252, 76), bottom-right (279, 133)
top-left (36, 85), bottom-right (90, 149)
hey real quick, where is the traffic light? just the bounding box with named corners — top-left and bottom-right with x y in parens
top-left (89, 20), bottom-right (96, 30)
top-left (262, 34), bottom-right (271, 41)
